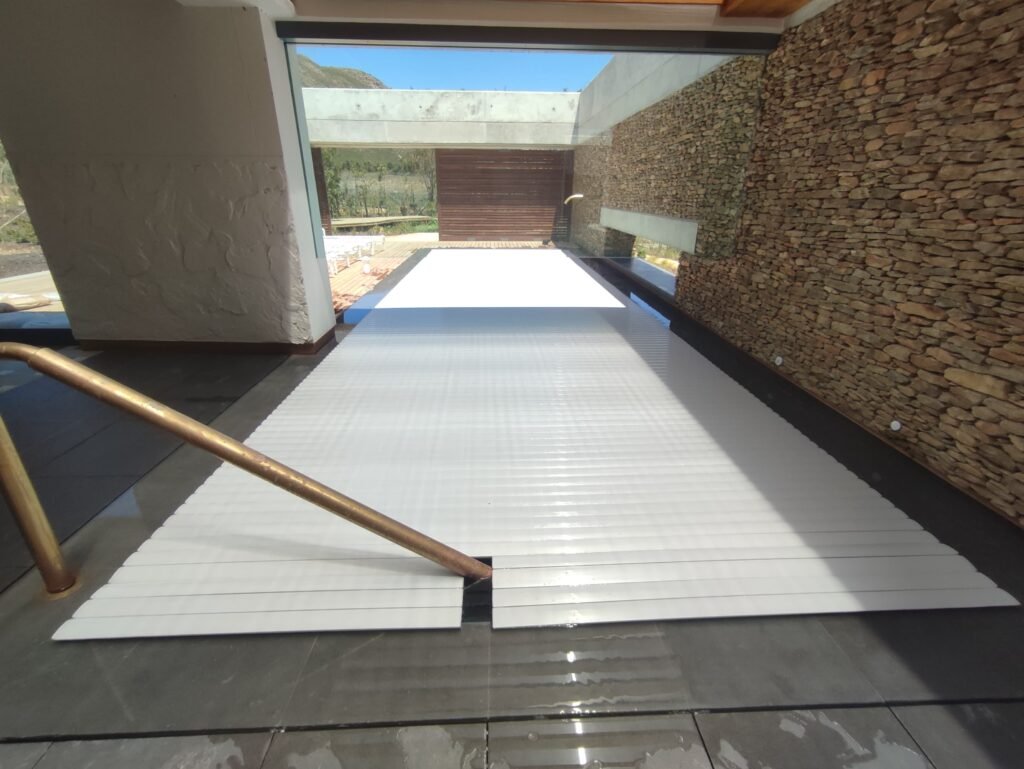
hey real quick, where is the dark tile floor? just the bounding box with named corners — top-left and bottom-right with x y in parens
top-left (0, 348), bottom-right (285, 591)
top-left (697, 708), bottom-right (934, 769)
top-left (0, 328), bottom-right (1022, 766)
top-left (5, 706), bottom-right (1023, 768)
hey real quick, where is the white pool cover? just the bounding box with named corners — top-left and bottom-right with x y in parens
top-left (55, 249), bottom-right (1016, 639)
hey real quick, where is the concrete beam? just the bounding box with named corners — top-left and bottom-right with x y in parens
top-left (575, 52), bottom-right (733, 142)
top-left (304, 89), bottom-right (579, 148)
top-left (600, 208), bottom-right (698, 253)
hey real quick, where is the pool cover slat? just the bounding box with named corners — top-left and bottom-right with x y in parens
top-left (54, 249), bottom-right (1016, 640)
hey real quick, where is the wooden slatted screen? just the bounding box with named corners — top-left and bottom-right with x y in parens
top-left (436, 149), bottom-right (573, 241)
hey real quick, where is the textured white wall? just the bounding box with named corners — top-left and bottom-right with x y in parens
top-left (0, 0), bottom-right (331, 344)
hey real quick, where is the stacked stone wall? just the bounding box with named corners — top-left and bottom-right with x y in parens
top-left (607, 56), bottom-right (765, 259)
top-left (677, 0), bottom-right (1024, 523)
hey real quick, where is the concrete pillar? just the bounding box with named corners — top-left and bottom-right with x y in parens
top-left (0, 0), bottom-right (335, 348)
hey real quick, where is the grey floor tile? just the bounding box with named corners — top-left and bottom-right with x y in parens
top-left (489, 622), bottom-right (687, 718)
top-left (697, 708), bottom-right (934, 769)
top-left (262, 724), bottom-right (486, 769)
top-left (0, 560), bottom-right (312, 739)
top-left (13, 407), bottom-right (120, 472)
top-left (659, 616), bottom-right (882, 710)
top-left (33, 734), bottom-right (270, 769)
top-left (821, 609), bottom-right (1024, 701)
top-left (40, 475), bottom-right (144, 541)
top-left (90, 455), bottom-right (220, 533)
top-left (489, 714), bottom-right (712, 769)
top-left (0, 636), bottom-right (140, 740)
top-left (55, 634), bottom-right (317, 734)
top-left (0, 472), bottom-right (143, 594)
top-left (0, 743), bottom-right (50, 769)
top-left (0, 346), bottom-right (297, 593)
top-left (283, 625), bottom-right (490, 726)
top-left (37, 419), bottom-right (181, 478)
top-left (894, 703), bottom-right (1024, 769)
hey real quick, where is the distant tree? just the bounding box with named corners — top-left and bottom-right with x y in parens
top-left (408, 150), bottom-right (436, 204)
top-left (355, 183), bottom-right (370, 217)
top-left (0, 140), bottom-right (10, 187)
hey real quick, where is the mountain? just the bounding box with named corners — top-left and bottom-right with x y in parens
top-left (296, 54), bottom-right (387, 89)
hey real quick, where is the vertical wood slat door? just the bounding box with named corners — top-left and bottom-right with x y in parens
top-left (436, 149), bottom-right (573, 241)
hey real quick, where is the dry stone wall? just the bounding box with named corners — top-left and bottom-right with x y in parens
top-left (570, 138), bottom-right (636, 256)
top-left (607, 56), bottom-right (765, 259)
top-left (678, 0), bottom-right (1024, 523)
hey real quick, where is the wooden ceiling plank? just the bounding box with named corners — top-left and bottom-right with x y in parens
top-left (721, 0), bottom-right (809, 17)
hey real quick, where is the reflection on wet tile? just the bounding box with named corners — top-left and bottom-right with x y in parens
top-left (489, 623), bottom-right (686, 717)
top-left (821, 610), bottom-right (1024, 701)
top-left (697, 708), bottom-right (933, 769)
top-left (659, 617), bottom-right (881, 709)
top-left (894, 703), bottom-right (1024, 769)
top-left (0, 742), bottom-right (50, 769)
top-left (33, 734), bottom-right (270, 769)
top-left (0, 609), bottom-right (139, 740)
top-left (56, 634), bottom-right (316, 734)
top-left (262, 724), bottom-right (486, 769)
top-left (489, 714), bottom-right (712, 769)
top-left (284, 625), bottom-right (490, 725)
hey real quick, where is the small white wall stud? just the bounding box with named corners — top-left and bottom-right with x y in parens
top-left (774, 355), bottom-right (784, 366)
top-left (890, 420), bottom-right (902, 432)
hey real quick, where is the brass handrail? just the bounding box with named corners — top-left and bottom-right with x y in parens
top-left (0, 342), bottom-right (492, 593)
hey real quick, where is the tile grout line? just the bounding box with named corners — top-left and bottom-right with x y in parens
top-left (888, 704), bottom-right (941, 769)
top-left (5, 694), bottom-right (1024, 747)
top-left (690, 709), bottom-right (718, 768)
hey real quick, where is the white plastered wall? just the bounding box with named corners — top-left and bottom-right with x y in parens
top-left (0, 0), bottom-right (333, 345)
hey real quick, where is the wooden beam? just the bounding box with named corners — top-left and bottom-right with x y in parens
top-left (520, 1), bottom-right (721, 4)
top-left (720, 0), bottom-right (809, 17)
top-left (276, 22), bottom-right (782, 54)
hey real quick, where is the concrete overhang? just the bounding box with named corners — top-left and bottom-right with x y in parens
top-left (304, 88), bottom-right (580, 148)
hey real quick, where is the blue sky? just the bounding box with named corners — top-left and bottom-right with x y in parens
top-left (298, 46), bottom-right (612, 92)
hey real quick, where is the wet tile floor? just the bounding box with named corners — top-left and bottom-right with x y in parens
top-left (3, 705), bottom-right (1023, 768)
top-left (0, 326), bottom-right (1023, 765)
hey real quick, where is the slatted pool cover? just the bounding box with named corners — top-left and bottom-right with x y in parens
top-left (55, 250), bottom-right (1016, 639)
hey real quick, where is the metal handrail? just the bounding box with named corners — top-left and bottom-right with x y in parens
top-left (0, 342), bottom-right (492, 594)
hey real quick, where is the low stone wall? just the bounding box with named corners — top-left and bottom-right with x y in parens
top-left (678, 0), bottom-right (1024, 523)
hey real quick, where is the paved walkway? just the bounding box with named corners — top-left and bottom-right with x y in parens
top-left (0, 269), bottom-right (64, 313)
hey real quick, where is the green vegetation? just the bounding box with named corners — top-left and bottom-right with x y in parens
top-left (296, 57), bottom-right (436, 220)
top-left (0, 139), bottom-right (38, 245)
top-left (384, 217), bottom-right (438, 235)
top-left (296, 54), bottom-right (387, 89)
top-left (633, 237), bottom-right (681, 275)
top-left (321, 148), bottom-right (436, 219)
top-left (341, 217), bottom-right (438, 236)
